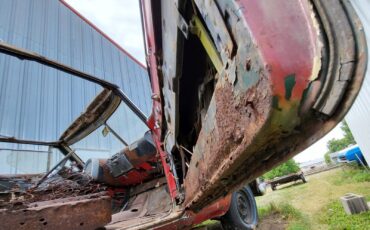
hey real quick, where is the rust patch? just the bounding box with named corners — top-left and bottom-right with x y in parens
top-left (181, 0), bottom-right (367, 213)
top-left (0, 170), bottom-right (107, 211)
top-left (0, 193), bottom-right (111, 230)
top-left (184, 70), bottom-right (272, 210)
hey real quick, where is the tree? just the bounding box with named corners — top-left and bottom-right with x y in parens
top-left (324, 151), bottom-right (332, 165)
top-left (327, 120), bottom-right (356, 153)
top-left (327, 138), bottom-right (348, 153)
top-left (262, 159), bottom-right (300, 180)
top-left (341, 121), bottom-right (356, 145)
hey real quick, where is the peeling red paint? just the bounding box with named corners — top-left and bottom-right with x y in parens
top-left (184, 0), bottom-right (323, 210)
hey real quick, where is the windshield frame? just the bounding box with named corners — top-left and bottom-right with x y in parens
top-left (0, 41), bottom-right (149, 167)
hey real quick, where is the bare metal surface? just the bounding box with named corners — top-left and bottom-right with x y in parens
top-left (194, 0), bottom-right (234, 63)
top-left (160, 0), bottom-right (184, 154)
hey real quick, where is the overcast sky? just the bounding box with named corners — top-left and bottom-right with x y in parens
top-left (294, 124), bottom-right (344, 163)
top-left (64, 0), bottom-right (345, 163)
top-left (65, 0), bottom-right (146, 65)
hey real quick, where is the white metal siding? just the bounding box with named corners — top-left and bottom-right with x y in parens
top-left (0, 0), bottom-right (151, 173)
top-left (346, 0), bottom-right (370, 165)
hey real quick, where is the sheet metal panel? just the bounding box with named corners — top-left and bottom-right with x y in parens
top-left (346, 0), bottom-right (370, 165)
top-left (0, 0), bottom-right (151, 173)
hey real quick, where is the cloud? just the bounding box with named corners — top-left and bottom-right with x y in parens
top-left (64, 0), bottom-right (145, 65)
top-left (294, 123), bottom-right (344, 163)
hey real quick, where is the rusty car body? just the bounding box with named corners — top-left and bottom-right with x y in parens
top-left (0, 0), bottom-right (367, 229)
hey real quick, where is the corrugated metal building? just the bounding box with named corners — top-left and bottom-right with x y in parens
top-left (346, 0), bottom-right (370, 166)
top-left (0, 0), bottom-right (151, 174)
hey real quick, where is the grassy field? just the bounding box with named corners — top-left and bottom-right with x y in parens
top-left (256, 165), bottom-right (370, 230)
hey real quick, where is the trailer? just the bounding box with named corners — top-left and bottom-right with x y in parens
top-left (268, 172), bottom-right (307, 191)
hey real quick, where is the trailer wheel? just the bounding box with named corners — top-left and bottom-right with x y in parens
top-left (271, 184), bottom-right (276, 191)
top-left (221, 185), bottom-right (258, 230)
top-left (301, 174), bottom-right (307, 183)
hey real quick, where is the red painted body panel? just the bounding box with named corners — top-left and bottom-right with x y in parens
top-left (190, 194), bottom-right (232, 225)
top-left (140, 1), bottom-right (179, 200)
top-left (240, 0), bottom-right (320, 104)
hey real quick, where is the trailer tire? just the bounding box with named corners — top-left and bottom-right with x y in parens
top-left (221, 185), bottom-right (258, 230)
top-left (301, 174), bottom-right (307, 183)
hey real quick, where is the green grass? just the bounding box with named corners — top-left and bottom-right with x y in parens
top-left (258, 202), bottom-right (310, 230)
top-left (319, 199), bottom-right (370, 230)
top-left (196, 166), bottom-right (370, 229)
top-left (256, 166), bottom-right (370, 229)
top-left (193, 219), bottom-right (219, 229)
top-left (333, 164), bottom-right (370, 185)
